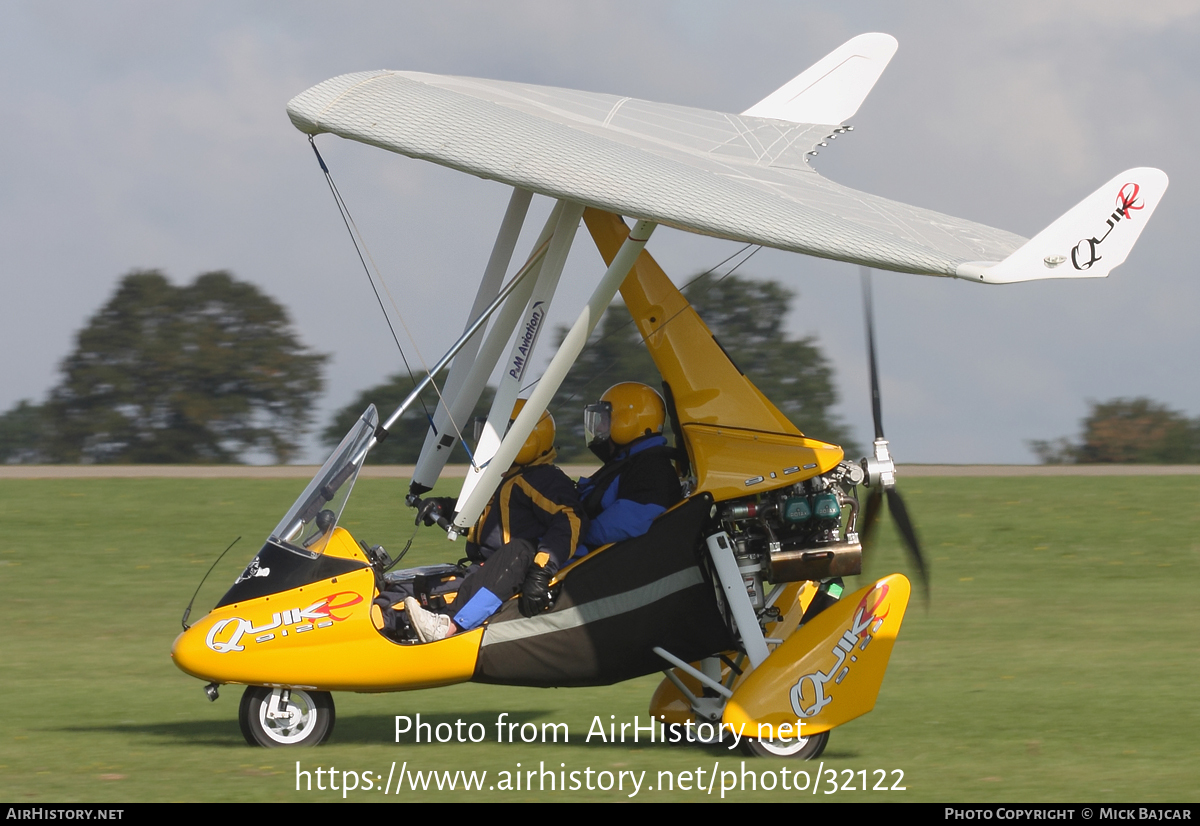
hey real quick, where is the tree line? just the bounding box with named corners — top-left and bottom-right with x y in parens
top-left (1030, 398), bottom-right (1200, 464)
top-left (0, 271), bottom-right (326, 464)
top-left (10, 267), bottom-right (1188, 467)
top-left (2, 269), bottom-right (855, 466)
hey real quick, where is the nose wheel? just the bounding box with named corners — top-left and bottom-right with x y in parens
top-left (239, 686), bottom-right (335, 747)
top-left (741, 729), bottom-right (829, 759)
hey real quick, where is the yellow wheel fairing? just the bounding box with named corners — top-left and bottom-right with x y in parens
top-left (763, 580), bottom-right (817, 657)
top-left (723, 574), bottom-right (911, 737)
top-left (171, 528), bottom-right (482, 692)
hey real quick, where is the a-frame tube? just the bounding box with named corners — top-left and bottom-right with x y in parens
top-left (410, 187), bottom-right (532, 492)
top-left (375, 242), bottom-right (548, 438)
top-left (411, 200), bottom-right (562, 492)
top-left (454, 200), bottom-right (584, 515)
top-left (453, 218), bottom-right (657, 531)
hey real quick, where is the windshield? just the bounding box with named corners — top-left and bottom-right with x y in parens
top-left (269, 404), bottom-right (378, 555)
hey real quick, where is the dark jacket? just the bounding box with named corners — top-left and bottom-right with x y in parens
top-left (467, 456), bottom-right (586, 568)
top-left (577, 435), bottom-right (681, 549)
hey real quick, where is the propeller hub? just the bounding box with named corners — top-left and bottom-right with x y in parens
top-left (861, 438), bottom-right (896, 490)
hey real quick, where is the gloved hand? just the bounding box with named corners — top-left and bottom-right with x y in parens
top-left (519, 552), bottom-right (555, 617)
top-left (416, 497), bottom-right (456, 527)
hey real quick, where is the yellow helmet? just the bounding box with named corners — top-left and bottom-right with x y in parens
top-left (585, 382), bottom-right (666, 447)
top-left (511, 398), bottom-right (556, 465)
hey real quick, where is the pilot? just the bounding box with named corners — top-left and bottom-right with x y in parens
top-left (576, 382), bottom-right (682, 550)
top-left (405, 400), bottom-right (586, 642)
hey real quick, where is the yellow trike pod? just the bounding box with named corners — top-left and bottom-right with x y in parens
top-left (724, 574), bottom-right (911, 738)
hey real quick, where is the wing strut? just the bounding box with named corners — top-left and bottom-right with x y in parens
top-left (410, 187), bottom-right (533, 494)
top-left (369, 229), bottom-right (552, 448)
top-left (452, 214), bottom-right (658, 532)
top-left (453, 200), bottom-right (582, 518)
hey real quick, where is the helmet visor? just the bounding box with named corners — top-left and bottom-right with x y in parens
top-left (583, 401), bottom-right (612, 446)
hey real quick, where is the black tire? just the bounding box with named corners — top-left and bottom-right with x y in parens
top-left (740, 729), bottom-right (829, 760)
top-left (238, 686), bottom-right (335, 747)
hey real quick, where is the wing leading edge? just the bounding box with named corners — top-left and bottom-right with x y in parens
top-left (286, 36), bottom-right (1165, 283)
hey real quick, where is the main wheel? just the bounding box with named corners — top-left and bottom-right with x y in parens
top-left (741, 729), bottom-right (829, 760)
top-left (238, 686), bottom-right (335, 747)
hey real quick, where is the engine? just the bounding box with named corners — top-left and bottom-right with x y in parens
top-left (715, 460), bottom-right (865, 611)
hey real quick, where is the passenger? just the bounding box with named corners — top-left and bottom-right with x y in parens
top-left (405, 400), bottom-right (586, 642)
top-left (576, 382), bottom-right (682, 550)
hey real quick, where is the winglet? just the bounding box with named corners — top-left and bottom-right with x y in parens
top-left (955, 168), bottom-right (1169, 284)
top-left (741, 33), bottom-right (898, 125)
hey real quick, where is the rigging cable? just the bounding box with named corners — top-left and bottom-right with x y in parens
top-left (308, 137), bottom-right (475, 462)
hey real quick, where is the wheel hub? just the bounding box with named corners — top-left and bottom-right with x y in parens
top-left (258, 689), bottom-right (317, 744)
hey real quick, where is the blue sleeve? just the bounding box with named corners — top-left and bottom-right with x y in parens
top-left (583, 498), bottom-right (667, 547)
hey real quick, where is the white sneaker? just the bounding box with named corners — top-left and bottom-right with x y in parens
top-left (404, 597), bottom-right (452, 642)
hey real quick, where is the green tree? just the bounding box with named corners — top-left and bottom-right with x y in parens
top-left (1030, 397), bottom-right (1200, 464)
top-left (0, 400), bottom-right (54, 464)
top-left (324, 371), bottom-right (495, 464)
top-left (13, 270), bottom-right (328, 464)
top-left (549, 274), bottom-right (859, 461)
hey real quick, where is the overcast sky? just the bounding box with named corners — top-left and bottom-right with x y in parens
top-left (2, 1), bottom-right (1196, 464)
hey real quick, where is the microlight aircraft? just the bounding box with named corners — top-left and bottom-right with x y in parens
top-left (171, 34), bottom-right (1167, 753)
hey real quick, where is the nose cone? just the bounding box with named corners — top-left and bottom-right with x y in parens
top-left (172, 623), bottom-right (223, 682)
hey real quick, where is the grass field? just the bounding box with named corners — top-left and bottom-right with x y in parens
top-left (1, 474), bottom-right (1197, 802)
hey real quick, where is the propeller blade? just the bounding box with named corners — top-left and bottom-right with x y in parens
top-left (861, 266), bottom-right (884, 441)
top-left (858, 486), bottom-right (884, 549)
top-left (858, 266), bottom-right (928, 601)
top-left (886, 487), bottom-right (930, 600)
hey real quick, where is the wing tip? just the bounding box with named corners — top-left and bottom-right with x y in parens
top-left (956, 167), bottom-right (1169, 284)
top-left (741, 32), bottom-right (899, 124)
top-left (287, 70), bottom-right (398, 136)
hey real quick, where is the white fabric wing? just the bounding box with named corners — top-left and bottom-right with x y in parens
top-left (287, 70), bottom-right (1027, 278)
